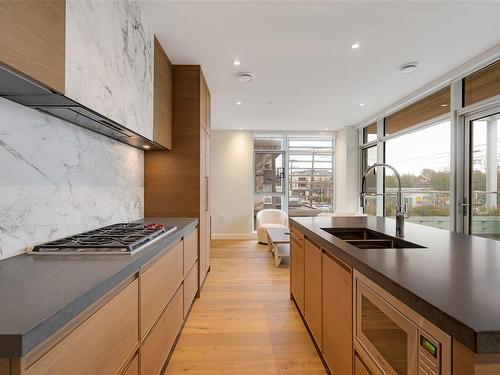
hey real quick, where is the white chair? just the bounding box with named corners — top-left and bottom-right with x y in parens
top-left (317, 210), bottom-right (368, 217)
top-left (256, 209), bottom-right (288, 244)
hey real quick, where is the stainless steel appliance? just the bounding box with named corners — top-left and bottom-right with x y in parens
top-left (354, 272), bottom-right (450, 375)
top-left (30, 223), bottom-right (176, 255)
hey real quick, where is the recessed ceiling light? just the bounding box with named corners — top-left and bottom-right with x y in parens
top-left (143, 145), bottom-right (150, 150)
top-left (324, 128), bottom-right (329, 131)
top-left (360, 102), bottom-right (365, 107)
top-left (351, 43), bottom-right (360, 49)
top-left (236, 101), bottom-right (242, 106)
top-left (400, 62), bottom-right (418, 74)
top-left (232, 60), bottom-right (241, 66)
top-left (238, 127), bottom-right (243, 130)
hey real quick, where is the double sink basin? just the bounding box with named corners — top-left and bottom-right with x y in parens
top-left (321, 227), bottom-right (425, 249)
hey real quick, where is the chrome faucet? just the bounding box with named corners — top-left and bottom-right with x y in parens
top-left (360, 163), bottom-right (407, 237)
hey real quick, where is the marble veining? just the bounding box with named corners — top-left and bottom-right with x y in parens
top-left (65, 0), bottom-right (153, 140)
top-left (0, 98), bottom-right (144, 260)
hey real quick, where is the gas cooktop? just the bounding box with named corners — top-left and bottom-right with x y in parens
top-left (30, 222), bottom-right (177, 255)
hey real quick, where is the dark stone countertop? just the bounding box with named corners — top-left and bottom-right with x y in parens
top-left (0, 218), bottom-right (198, 357)
top-left (290, 216), bottom-right (500, 354)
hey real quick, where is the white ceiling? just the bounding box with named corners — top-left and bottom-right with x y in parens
top-left (141, 1), bottom-right (500, 131)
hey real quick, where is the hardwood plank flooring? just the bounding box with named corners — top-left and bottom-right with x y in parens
top-left (166, 240), bottom-right (326, 374)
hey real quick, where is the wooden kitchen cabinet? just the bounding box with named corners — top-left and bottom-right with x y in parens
top-left (145, 65), bottom-right (211, 291)
top-left (141, 287), bottom-right (183, 375)
top-left (184, 228), bottom-right (198, 276)
top-left (290, 227), bottom-right (305, 314)
top-left (184, 261), bottom-right (199, 318)
top-left (122, 354), bottom-right (139, 375)
top-left (323, 252), bottom-right (353, 375)
top-left (304, 239), bottom-right (322, 349)
top-left (355, 353), bottom-right (372, 375)
top-left (0, 0), bottom-right (65, 93)
top-left (25, 279), bottom-right (139, 375)
top-left (153, 36), bottom-right (173, 149)
top-left (140, 240), bottom-right (183, 337)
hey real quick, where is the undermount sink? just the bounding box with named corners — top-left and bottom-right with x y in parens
top-left (321, 227), bottom-right (425, 249)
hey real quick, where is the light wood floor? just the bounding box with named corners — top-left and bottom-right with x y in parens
top-left (166, 240), bottom-right (327, 374)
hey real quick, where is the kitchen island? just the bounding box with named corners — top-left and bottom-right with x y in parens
top-left (290, 216), bottom-right (500, 375)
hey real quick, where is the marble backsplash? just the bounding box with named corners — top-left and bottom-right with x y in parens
top-left (66, 0), bottom-right (153, 139)
top-left (0, 97), bottom-right (144, 260)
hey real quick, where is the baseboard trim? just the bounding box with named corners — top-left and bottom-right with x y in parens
top-left (211, 233), bottom-right (257, 240)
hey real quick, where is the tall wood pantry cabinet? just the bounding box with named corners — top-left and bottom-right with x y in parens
top-left (145, 65), bottom-right (211, 289)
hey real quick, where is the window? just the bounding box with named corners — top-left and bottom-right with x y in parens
top-left (363, 122), bottom-right (377, 143)
top-left (385, 120), bottom-right (451, 230)
top-left (253, 135), bottom-right (335, 229)
top-left (361, 145), bottom-right (378, 216)
top-left (288, 138), bottom-right (334, 217)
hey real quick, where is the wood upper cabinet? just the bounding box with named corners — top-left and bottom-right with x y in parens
top-left (304, 239), bottom-right (322, 349)
top-left (290, 227), bottom-right (305, 314)
top-left (145, 65), bottom-right (211, 291)
top-left (0, 0), bottom-right (65, 93)
top-left (153, 36), bottom-right (173, 149)
top-left (323, 252), bottom-right (353, 375)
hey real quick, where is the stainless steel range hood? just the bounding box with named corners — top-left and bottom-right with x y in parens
top-left (0, 66), bottom-right (165, 150)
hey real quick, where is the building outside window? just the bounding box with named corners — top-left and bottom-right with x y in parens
top-left (253, 135), bottom-right (335, 229)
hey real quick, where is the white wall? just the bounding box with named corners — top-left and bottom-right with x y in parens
top-left (211, 130), bottom-right (255, 239)
top-left (335, 126), bottom-right (360, 212)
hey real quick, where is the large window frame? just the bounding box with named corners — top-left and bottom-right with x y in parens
top-left (253, 134), bottom-right (335, 230)
top-left (358, 60), bottom-right (500, 234)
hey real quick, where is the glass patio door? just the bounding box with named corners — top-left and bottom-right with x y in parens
top-left (464, 109), bottom-right (500, 239)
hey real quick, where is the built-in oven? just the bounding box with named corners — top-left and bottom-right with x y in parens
top-left (355, 277), bottom-right (447, 375)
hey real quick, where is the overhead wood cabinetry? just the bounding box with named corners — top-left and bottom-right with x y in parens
top-left (145, 65), bottom-right (211, 289)
top-left (6, 228), bottom-right (198, 375)
top-left (0, 1), bottom-right (171, 149)
top-left (153, 36), bottom-right (173, 149)
top-left (0, 0), bottom-right (65, 93)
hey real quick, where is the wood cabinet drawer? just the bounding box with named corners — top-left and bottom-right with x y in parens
top-left (141, 287), bottom-right (183, 375)
top-left (184, 261), bottom-right (198, 318)
top-left (304, 239), bottom-right (322, 349)
top-left (122, 354), bottom-right (139, 375)
top-left (355, 353), bottom-right (372, 375)
top-left (141, 241), bottom-right (183, 337)
top-left (291, 226), bottom-right (304, 240)
top-left (25, 279), bottom-right (139, 375)
top-left (184, 228), bottom-right (198, 276)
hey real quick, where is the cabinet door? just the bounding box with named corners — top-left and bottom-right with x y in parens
top-left (304, 239), bottom-right (322, 349)
top-left (141, 287), bottom-right (183, 375)
top-left (153, 36), bottom-right (172, 149)
top-left (290, 230), bottom-right (305, 314)
top-left (199, 131), bottom-right (207, 288)
top-left (355, 354), bottom-right (372, 375)
top-left (141, 241), bottom-right (183, 337)
top-left (0, 0), bottom-right (65, 93)
top-left (123, 354), bottom-right (139, 375)
top-left (323, 253), bottom-right (353, 375)
top-left (25, 280), bottom-right (139, 375)
top-left (184, 260), bottom-right (199, 317)
top-left (204, 132), bottom-right (211, 274)
top-left (184, 228), bottom-right (198, 276)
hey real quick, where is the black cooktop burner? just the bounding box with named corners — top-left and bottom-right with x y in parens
top-left (31, 223), bottom-right (177, 255)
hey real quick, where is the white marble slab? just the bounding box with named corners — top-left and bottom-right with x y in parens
top-left (65, 0), bottom-right (153, 139)
top-left (0, 98), bottom-right (144, 260)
